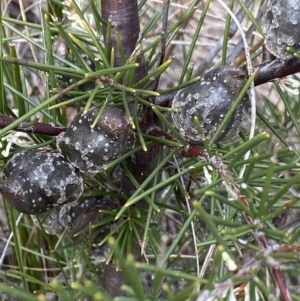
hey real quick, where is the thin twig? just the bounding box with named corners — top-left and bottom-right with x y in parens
top-left (158, 0), bottom-right (170, 66)
top-left (153, 0), bottom-right (170, 91)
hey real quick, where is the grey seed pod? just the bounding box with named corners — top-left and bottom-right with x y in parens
top-left (56, 106), bottom-right (136, 174)
top-left (52, 37), bottom-right (95, 92)
top-left (59, 196), bottom-right (119, 244)
top-left (171, 66), bottom-right (250, 144)
top-left (262, 0), bottom-right (300, 59)
top-left (53, 37), bottom-right (69, 66)
top-left (56, 196), bottom-right (118, 259)
top-left (1, 149), bottom-right (84, 214)
top-left (31, 206), bottom-right (64, 235)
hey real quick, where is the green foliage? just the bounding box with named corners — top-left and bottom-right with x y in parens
top-left (0, 0), bottom-right (300, 301)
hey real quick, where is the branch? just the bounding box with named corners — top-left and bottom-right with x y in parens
top-left (254, 58), bottom-right (300, 86)
top-left (155, 58), bottom-right (300, 107)
top-left (0, 115), bottom-right (67, 136)
top-left (101, 0), bottom-right (156, 296)
top-left (101, 0), bottom-right (147, 82)
top-left (2, 57), bottom-right (300, 137)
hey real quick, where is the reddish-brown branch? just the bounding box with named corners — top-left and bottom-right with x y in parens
top-left (272, 268), bottom-right (292, 301)
top-left (254, 58), bottom-right (300, 86)
top-left (155, 58), bottom-right (300, 107)
top-left (101, 0), bottom-right (155, 296)
top-left (0, 115), bottom-right (67, 136)
top-left (101, 0), bottom-right (147, 82)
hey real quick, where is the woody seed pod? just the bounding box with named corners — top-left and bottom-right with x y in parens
top-left (56, 106), bottom-right (136, 174)
top-left (171, 66), bottom-right (250, 144)
top-left (262, 0), bottom-right (300, 59)
top-left (1, 149), bottom-right (84, 214)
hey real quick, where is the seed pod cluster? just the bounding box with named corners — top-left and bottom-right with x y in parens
top-left (1, 149), bottom-right (83, 214)
top-left (1, 41), bottom-right (135, 253)
top-left (262, 0), bottom-right (300, 59)
top-left (57, 106), bottom-right (136, 174)
top-left (171, 66), bottom-right (250, 144)
top-left (1, 104), bottom-right (136, 257)
top-left (1, 105), bottom-right (134, 218)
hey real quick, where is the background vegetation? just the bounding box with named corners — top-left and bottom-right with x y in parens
top-left (0, 0), bottom-right (300, 300)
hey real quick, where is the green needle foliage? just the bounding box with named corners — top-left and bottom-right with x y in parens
top-left (1, 0), bottom-right (300, 301)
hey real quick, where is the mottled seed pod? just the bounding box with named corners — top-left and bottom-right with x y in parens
top-left (56, 106), bottom-right (136, 174)
top-left (1, 149), bottom-right (84, 214)
top-left (59, 196), bottom-right (119, 244)
top-left (171, 66), bottom-right (250, 144)
top-left (31, 206), bottom-right (65, 235)
top-left (32, 196), bottom-right (118, 239)
top-left (262, 0), bottom-right (300, 59)
top-left (31, 196), bottom-right (118, 258)
top-left (52, 37), bottom-right (95, 92)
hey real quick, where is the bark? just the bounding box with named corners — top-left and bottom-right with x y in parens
top-left (101, 0), bottom-right (158, 296)
top-left (0, 115), bottom-right (67, 136)
top-left (101, 0), bottom-right (147, 82)
top-left (254, 58), bottom-right (300, 86)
